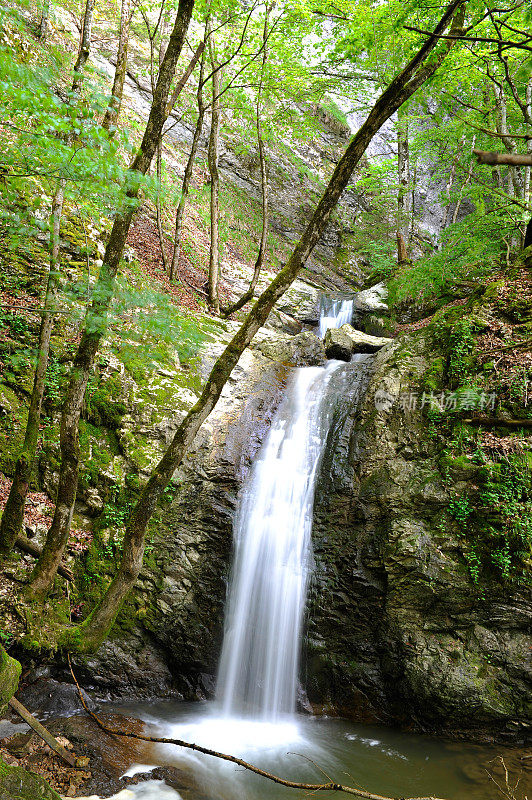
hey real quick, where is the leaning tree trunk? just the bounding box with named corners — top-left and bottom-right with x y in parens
top-left (0, 183), bottom-right (64, 557)
top-left (101, 0), bottom-right (132, 131)
top-left (221, 3), bottom-right (270, 317)
top-left (1, 0), bottom-right (97, 559)
top-left (207, 53), bottom-right (223, 314)
top-left (27, 0), bottom-right (196, 601)
top-left (71, 0), bottom-right (468, 651)
top-left (156, 38), bottom-right (208, 276)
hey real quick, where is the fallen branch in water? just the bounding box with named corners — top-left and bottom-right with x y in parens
top-left (68, 656), bottom-right (449, 800)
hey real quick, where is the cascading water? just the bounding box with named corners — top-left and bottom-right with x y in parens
top-left (318, 297), bottom-right (354, 337)
top-left (216, 360), bottom-right (344, 721)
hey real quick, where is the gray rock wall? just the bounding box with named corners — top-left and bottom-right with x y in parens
top-left (306, 333), bottom-right (531, 741)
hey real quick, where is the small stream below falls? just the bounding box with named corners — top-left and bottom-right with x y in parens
top-left (94, 300), bottom-right (517, 800)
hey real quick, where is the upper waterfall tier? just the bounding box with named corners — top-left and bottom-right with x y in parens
top-left (318, 298), bottom-right (354, 338)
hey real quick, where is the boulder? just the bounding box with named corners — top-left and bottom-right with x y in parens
top-left (324, 325), bottom-right (393, 359)
top-left (256, 330), bottom-right (326, 366)
top-left (323, 328), bottom-right (353, 361)
top-left (340, 324), bottom-right (394, 353)
top-left (354, 282), bottom-right (388, 313)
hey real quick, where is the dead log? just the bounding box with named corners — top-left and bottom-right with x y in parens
top-left (15, 536), bottom-right (74, 581)
top-left (8, 696), bottom-right (77, 766)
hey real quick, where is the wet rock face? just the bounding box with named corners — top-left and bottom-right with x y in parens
top-left (306, 333), bottom-right (532, 740)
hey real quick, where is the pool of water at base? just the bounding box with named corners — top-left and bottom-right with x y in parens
top-left (106, 701), bottom-right (526, 800)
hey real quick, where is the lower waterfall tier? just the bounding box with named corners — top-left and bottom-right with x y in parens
top-left (68, 327), bottom-right (530, 743)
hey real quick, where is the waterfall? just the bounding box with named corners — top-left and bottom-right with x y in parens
top-left (216, 361), bottom-right (344, 721)
top-left (318, 298), bottom-right (353, 338)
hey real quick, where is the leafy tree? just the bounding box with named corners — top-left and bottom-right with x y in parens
top-left (25, 0), bottom-right (196, 598)
top-left (0, 0), bottom-right (117, 556)
top-left (70, 0), bottom-right (468, 650)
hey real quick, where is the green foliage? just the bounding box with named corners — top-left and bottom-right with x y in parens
top-left (447, 318), bottom-right (476, 388)
top-left (111, 277), bottom-right (206, 366)
top-left (44, 355), bottom-right (64, 408)
top-left (360, 239), bottom-right (396, 281)
top-left (388, 213), bottom-right (508, 307)
top-left (318, 94), bottom-right (349, 131)
top-left (85, 373), bottom-right (127, 429)
top-left (452, 454), bottom-right (532, 586)
top-left (100, 484), bottom-right (131, 536)
top-left (448, 495), bottom-right (473, 524)
top-left (479, 455), bottom-right (532, 576)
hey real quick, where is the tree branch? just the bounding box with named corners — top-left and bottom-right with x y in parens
top-left (473, 149), bottom-right (532, 165)
top-left (403, 26), bottom-right (532, 53)
top-left (68, 658), bottom-right (449, 800)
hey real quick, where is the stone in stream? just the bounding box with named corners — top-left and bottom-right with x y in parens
top-left (256, 329), bottom-right (326, 366)
top-left (324, 324), bottom-right (393, 360)
top-left (323, 327), bottom-right (353, 361)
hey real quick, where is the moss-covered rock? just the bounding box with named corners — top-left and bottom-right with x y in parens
top-left (0, 644), bottom-right (21, 714)
top-left (0, 757), bottom-right (62, 800)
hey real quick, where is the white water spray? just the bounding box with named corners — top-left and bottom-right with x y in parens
top-left (216, 361), bottom-right (344, 721)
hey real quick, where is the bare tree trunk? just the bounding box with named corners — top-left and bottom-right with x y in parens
top-left (157, 39), bottom-right (207, 278)
top-left (221, 3), bottom-right (270, 317)
top-left (155, 141), bottom-right (169, 273)
top-left (450, 135), bottom-right (476, 226)
top-left (493, 83), bottom-right (524, 249)
top-left (0, 183), bottom-right (63, 557)
top-left (36, 0), bottom-right (51, 41)
top-left (442, 134), bottom-right (464, 231)
top-left (101, 0), bottom-right (132, 131)
top-left (26, 0), bottom-right (196, 601)
top-left (170, 43), bottom-right (207, 281)
top-left (72, 0), bottom-right (95, 95)
top-left (396, 107), bottom-right (410, 263)
top-left (207, 44), bottom-right (222, 314)
top-left (72, 0), bottom-right (467, 651)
